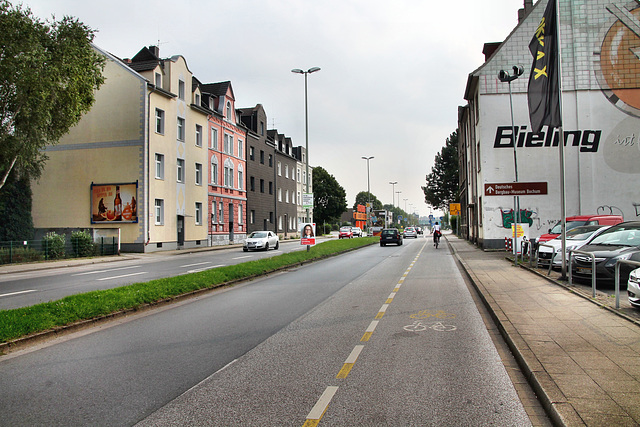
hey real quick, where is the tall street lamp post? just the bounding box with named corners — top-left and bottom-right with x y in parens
top-left (362, 156), bottom-right (374, 232)
top-left (395, 191), bottom-right (401, 223)
top-left (388, 181), bottom-right (397, 229)
top-left (291, 67), bottom-right (321, 225)
top-left (498, 65), bottom-right (524, 267)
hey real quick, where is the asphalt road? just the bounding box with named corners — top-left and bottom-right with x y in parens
top-left (0, 237), bottom-right (531, 426)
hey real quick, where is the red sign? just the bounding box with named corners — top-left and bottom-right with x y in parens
top-left (484, 182), bottom-right (548, 196)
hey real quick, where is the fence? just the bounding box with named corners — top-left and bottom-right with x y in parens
top-left (0, 237), bottom-right (119, 265)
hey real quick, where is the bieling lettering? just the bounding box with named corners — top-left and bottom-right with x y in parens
top-left (493, 126), bottom-right (601, 152)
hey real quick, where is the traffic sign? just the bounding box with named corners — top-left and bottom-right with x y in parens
top-left (484, 182), bottom-right (548, 196)
top-left (449, 203), bottom-right (461, 216)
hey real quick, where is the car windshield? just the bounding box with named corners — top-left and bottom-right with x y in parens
top-left (340, 227), bottom-right (351, 231)
top-left (382, 230), bottom-right (396, 236)
top-left (549, 220), bottom-right (586, 234)
top-left (249, 232), bottom-right (267, 238)
top-left (589, 226), bottom-right (640, 247)
top-left (565, 226), bottom-right (603, 240)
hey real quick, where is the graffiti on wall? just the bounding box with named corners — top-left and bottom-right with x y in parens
top-left (500, 209), bottom-right (534, 229)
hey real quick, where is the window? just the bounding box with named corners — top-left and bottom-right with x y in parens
top-left (219, 202), bottom-right (224, 224)
top-left (285, 190), bottom-right (289, 203)
top-left (297, 168), bottom-right (301, 182)
top-left (195, 93), bottom-right (200, 106)
top-left (195, 125), bottom-right (202, 147)
top-left (268, 154), bottom-right (273, 167)
top-left (211, 156), bottom-right (218, 185)
top-left (237, 165), bottom-right (243, 190)
top-left (155, 109), bottom-right (164, 134)
top-left (269, 181), bottom-right (273, 195)
top-left (155, 199), bottom-right (164, 225)
top-left (210, 127), bottom-right (218, 150)
top-left (177, 117), bottom-right (185, 141)
top-left (260, 179), bottom-right (265, 193)
top-left (270, 212), bottom-right (273, 224)
top-left (195, 202), bottom-right (202, 225)
top-left (238, 139), bottom-right (243, 159)
top-left (277, 161), bottom-right (282, 176)
top-left (250, 210), bottom-right (255, 224)
top-left (297, 191), bottom-right (301, 205)
top-left (285, 164), bottom-right (289, 178)
top-left (260, 121), bottom-right (264, 136)
top-left (211, 201), bottom-right (217, 223)
top-left (250, 176), bottom-right (255, 191)
top-left (224, 159), bottom-right (234, 187)
top-left (155, 153), bottom-right (164, 179)
top-left (303, 171), bottom-right (307, 185)
top-left (223, 134), bottom-right (233, 155)
top-left (226, 101), bottom-right (232, 120)
top-left (178, 79), bottom-right (185, 100)
top-left (195, 163), bottom-right (202, 185)
top-left (249, 146), bottom-right (255, 161)
top-left (155, 72), bottom-right (162, 87)
top-left (177, 159), bottom-right (185, 183)
top-left (238, 204), bottom-right (243, 224)
top-left (278, 215), bottom-right (283, 231)
top-left (260, 150), bottom-right (264, 164)
top-left (278, 188), bottom-right (282, 202)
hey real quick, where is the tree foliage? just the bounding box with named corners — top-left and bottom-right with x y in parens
top-left (0, 1), bottom-right (105, 191)
top-left (0, 170), bottom-right (34, 240)
top-left (422, 131), bottom-right (459, 211)
top-left (352, 191), bottom-right (383, 211)
top-left (312, 166), bottom-right (347, 224)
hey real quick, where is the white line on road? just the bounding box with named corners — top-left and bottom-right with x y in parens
top-left (72, 266), bottom-right (141, 276)
top-left (0, 289), bottom-right (37, 298)
top-left (181, 261), bottom-right (212, 268)
top-left (306, 386), bottom-right (339, 422)
top-left (232, 256), bottom-right (252, 260)
top-left (96, 272), bottom-right (147, 281)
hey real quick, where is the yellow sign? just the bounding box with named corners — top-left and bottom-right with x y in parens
top-left (449, 203), bottom-right (461, 216)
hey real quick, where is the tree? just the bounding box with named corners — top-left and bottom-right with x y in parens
top-left (422, 131), bottom-right (459, 211)
top-left (352, 191), bottom-right (383, 211)
top-left (0, 1), bottom-right (105, 191)
top-left (312, 166), bottom-right (347, 225)
top-left (0, 170), bottom-right (34, 241)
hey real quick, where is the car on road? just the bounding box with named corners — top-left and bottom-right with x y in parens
top-left (537, 225), bottom-right (610, 269)
top-left (243, 231), bottom-right (279, 251)
top-left (571, 221), bottom-right (640, 285)
top-left (416, 227), bottom-right (423, 235)
top-left (536, 214), bottom-right (624, 244)
top-left (628, 268), bottom-right (640, 308)
top-left (403, 227), bottom-right (417, 238)
top-left (351, 226), bottom-right (363, 237)
top-left (339, 226), bottom-right (354, 239)
top-left (380, 228), bottom-right (403, 246)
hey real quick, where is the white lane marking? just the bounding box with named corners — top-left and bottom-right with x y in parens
top-left (0, 289), bottom-right (37, 298)
top-left (365, 320), bottom-right (379, 333)
top-left (72, 265), bottom-right (141, 276)
top-left (181, 261), bottom-right (212, 268)
top-left (184, 265), bottom-right (225, 274)
top-left (96, 272), bottom-right (147, 281)
top-left (344, 345), bottom-right (364, 364)
top-left (306, 386), bottom-right (339, 420)
top-left (232, 256), bottom-right (252, 260)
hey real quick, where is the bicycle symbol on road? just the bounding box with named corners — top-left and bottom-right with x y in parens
top-left (403, 320), bottom-right (457, 332)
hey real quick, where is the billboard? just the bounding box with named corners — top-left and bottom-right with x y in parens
top-left (300, 223), bottom-right (316, 246)
top-left (91, 182), bottom-right (138, 223)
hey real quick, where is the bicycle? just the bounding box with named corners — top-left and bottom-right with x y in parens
top-left (433, 231), bottom-right (440, 248)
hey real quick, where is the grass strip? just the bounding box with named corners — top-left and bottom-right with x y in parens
top-left (0, 237), bottom-right (378, 344)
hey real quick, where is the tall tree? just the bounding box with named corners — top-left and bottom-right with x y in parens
top-left (0, 170), bottom-right (34, 240)
top-left (353, 191), bottom-right (383, 211)
top-left (0, 1), bottom-right (105, 191)
top-left (422, 131), bottom-right (459, 211)
top-left (312, 166), bottom-right (347, 225)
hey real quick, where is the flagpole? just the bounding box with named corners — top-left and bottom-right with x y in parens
top-left (555, 0), bottom-right (567, 279)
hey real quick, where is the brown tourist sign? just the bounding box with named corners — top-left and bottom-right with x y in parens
top-left (484, 182), bottom-right (548, 196)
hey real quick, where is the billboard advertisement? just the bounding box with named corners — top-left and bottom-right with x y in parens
top-left (91, 182), bottom-right (138, 223)
top-left (300, 223), bottom-right (316, 246)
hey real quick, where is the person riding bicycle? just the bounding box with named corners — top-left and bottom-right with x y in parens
top-left (433, 222), bottom-right (441, 247)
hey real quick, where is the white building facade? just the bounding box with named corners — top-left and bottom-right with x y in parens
top-left (460, 0), bottom-right (640, 249)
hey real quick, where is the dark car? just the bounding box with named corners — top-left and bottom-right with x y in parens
top-left (571, 221), bottom-right (640, 285)
top-left (380, 228), bottom-right (403, 246)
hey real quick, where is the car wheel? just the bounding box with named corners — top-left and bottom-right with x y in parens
top-left (275, 241), bottom-right (279, 250)
top-left (243, 248), bottom-right (248, 252)
top-left (265, 243), bottom-right (269, 251)
top-left (381, 243), bottom-right (385, 247)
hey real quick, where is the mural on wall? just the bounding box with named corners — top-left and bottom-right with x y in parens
top-left (500, 208), bottom-right (534, 229)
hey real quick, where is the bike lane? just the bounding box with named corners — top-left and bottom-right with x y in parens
top-left (137, 239), bottom-right (531, 426)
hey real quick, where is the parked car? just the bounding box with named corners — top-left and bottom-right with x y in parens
top-left (243, 231), bottom-right (279, 251)
top-left (536, 215), bottom-right (624, 244)
top-left (571, 221), bottom-right (640, 285)
top-left (380, 228), bottom-right (403, 246)
top-left (351, 227), bottom-right (363, 237)
top-left (403, 226), bottom-right (417, 238)
top-left (628, 267), bottom-right (640, 309)
top-left (537, 225), bottom-right (610, 269)
top-left (339, 226), bottom-right (353, 239)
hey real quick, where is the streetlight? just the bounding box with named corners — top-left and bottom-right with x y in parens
top-left (389, 181), bottom-right (397, 207)
top-left (291, 66), bottom-right (321, 224)
top-left (498, 65), bottom-right (524, 267)
top-left (362, 156), bottom-right (374, 232)
top-left (403, 198), bottom-right (408, 214)
top-left (395, 191), bottom-right (401, 223)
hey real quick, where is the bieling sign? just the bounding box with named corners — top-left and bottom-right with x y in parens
top-left (484, 182), bottom-right (548, 196)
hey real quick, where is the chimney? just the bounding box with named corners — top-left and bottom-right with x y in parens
top-left (518, 0), bottom-right (534, 23)
top-left (149, 45), bottom-right (160, 58)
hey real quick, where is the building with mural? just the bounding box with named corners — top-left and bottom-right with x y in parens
top-left (459, 0), bottom-right (640, 249)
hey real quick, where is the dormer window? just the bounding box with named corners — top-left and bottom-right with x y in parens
top-left (195, 93), bottom-right (200, 106)
top-left (155, 72), bottom-right (162, 87)
top-left (226, 101), bottom-right (232, 120)
top-left (178, 80), bottom-right (185, 100)
top-left (209, 97), bottom-right (214, 110)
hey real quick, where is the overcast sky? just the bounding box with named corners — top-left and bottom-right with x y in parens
top-left (25, 0), bottom-right (528, 218)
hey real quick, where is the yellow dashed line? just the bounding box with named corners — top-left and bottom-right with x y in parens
top-left (303, 386), bottom-right (339, 426)
top-left (360, 320), bottom-right (379, 342)
top-left (336, 345), bottom-right (364, 378)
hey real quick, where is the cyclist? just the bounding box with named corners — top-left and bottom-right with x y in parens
top-left (432, 221), bottom-right (441, 247)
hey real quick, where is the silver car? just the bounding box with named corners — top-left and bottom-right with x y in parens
top-left (628, 268), bottom-right (640, 309)
top-left (243, 231), bottom-right (279, 251)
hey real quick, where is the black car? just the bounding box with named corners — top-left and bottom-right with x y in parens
top-left (571, 221), bottom-right (640, 285)
top-left (380, 228), bottom-right (403, 246)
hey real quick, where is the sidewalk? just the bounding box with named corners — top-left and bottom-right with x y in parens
top-left (448, 235), bottom-right (640, 426)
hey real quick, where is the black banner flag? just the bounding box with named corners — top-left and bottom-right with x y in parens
top-left (527, 0), bottom-right (561, 133)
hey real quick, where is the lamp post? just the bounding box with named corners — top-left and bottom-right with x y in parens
top-left (362, 156), bottom-right (374, 232)
top-left (395, 191), bottom-right (401, 223)
top-left (498, 65), bottom-right (524, 267)
top-left (389, 181), bottom-right (397, 207)
top-left (291, 67), bottom-right (321, 224)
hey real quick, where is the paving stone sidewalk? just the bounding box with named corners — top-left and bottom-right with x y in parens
top-left (448, 236), bottom-right (640, 426)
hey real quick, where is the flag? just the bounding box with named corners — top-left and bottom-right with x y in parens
top-left (527, 0), bottom-right (562, 133)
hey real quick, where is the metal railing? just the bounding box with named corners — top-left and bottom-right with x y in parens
top-left (568, 249), bottom-right (598, 298)
top-left (0, 237), bottom-right (118, 265)
top-left (536, 242), bottom-right (557, 275)
top-left (614, 260), bottom-right (640, 309)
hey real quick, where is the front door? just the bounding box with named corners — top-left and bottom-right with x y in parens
top-left (177, 215), bottom-right (184, 247)
top-left (228, 203), bottom-right (234, 243)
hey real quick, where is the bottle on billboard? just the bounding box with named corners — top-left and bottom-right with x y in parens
top-left (114, 185), bottom-right (122, 221)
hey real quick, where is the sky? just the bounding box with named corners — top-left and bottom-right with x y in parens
top-left (24, 0), bottom-right (529, 218)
